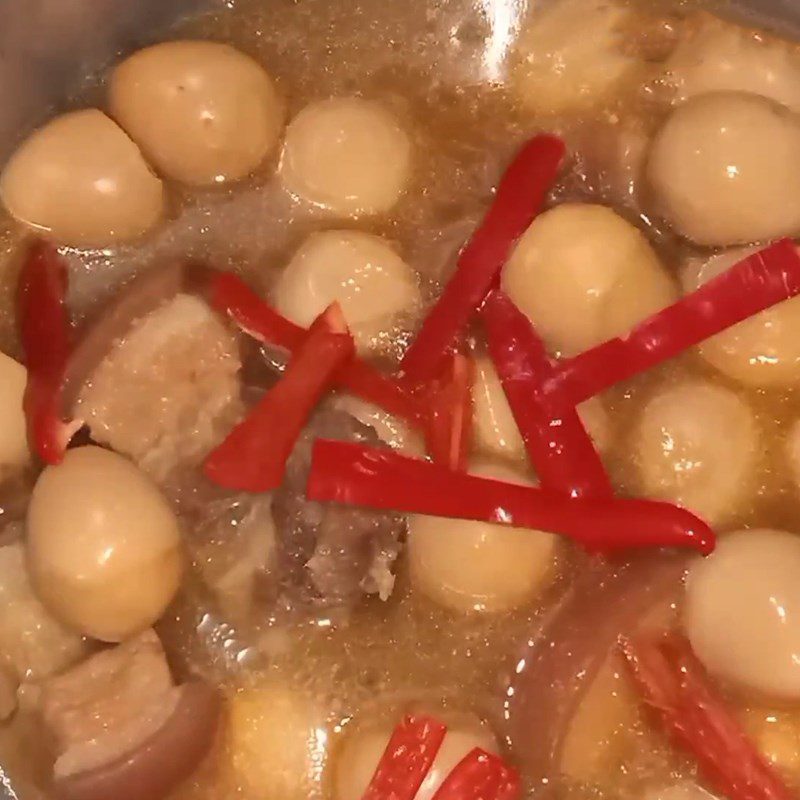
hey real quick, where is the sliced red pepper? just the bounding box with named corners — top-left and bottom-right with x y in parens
top-left (480, 290), bottom-right (612, 499)
top-left (621, 634), bottom-right (793, 800)
top-left (16, 241), bottom-right (81, 464)
top-left (208, 270), bottom-right (305, 349)
top-left (425, 353), bottom-right (474, 470)
top-left (545, 239), bottom-right (800, 408)
top-left (204, 303), bottom-right (354, 492)
top-left (340, 360), bottom-right (425, 430)
top-left (307, 440), bottom-right (715, 554)
top-left (208, 271), bottom-right (424, 425)
top-left (361, 715), bottom-right (447, 800)
top-left (400, 134), bottom-right (566, 384)
top-left (431, 748), bottom-right (520, 800)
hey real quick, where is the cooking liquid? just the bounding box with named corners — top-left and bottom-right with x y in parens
top-left (1, 0), bottom-right (800, 798)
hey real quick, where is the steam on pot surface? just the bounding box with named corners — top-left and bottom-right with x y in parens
top-left (2, 1), bottom-right (800, 799)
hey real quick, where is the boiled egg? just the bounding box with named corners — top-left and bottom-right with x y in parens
top-left (0, 109), bottom-right (163, 246)
top-left (335, 714), bottom-right (497, 800)
top-left (511, 0), bottom-right (640, 115)
top-left (109, 40), bottom-right (283, 185)
top-left (683, 246), bottom-right (800, 388)
top-left (684, 529), bottom-right (800, 699)
top-left (471, 353), bottom-right (612, 461)
top-left (665, 19), bottom-right (800, 111)
top-left (407, 461), bottom-right (558, 613)
top-left (280, 97), bottom-right (411, 216)
top-left (632, 380), bottom-right (758, 525)
top-left (501, 203), bottom-right (676, 356)
top-left (646, 92), bottom-right (800, 246)
top-left (26, 446), bottom-right (183, 642)
top-left (228, 681), bottom-right (326, 799)
top-left (271, 230), bottom-right (420, 353)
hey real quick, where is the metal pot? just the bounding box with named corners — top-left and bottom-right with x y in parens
top-left (0, 0), bottom-right (797, 798)
top-left (0, 0), bottom-right (797, 162)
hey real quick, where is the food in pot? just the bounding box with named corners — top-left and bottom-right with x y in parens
top-left (500, 202), bottom-right (677, 356)
top-left (109, 41), bottom-right (285, 185)
top-left (272, 230), bottom-right (420, 354)
top-left (0, 110), bottom-right (164, 246)
top-left (0, 2), bottom-right (800, 799)
top-left (279, 97), bottom-right (411, 216)
top-left (26, 446), bottom-right (183, 642)
top-left (646, 91), bottom-right (800, 246)
top-left (631, 380), bottom-right (759, 525)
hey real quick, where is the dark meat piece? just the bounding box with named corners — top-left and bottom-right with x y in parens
top-left (183, 481), bottom-right (279, 623)
top-left (172, 402), bottom-right (404, 626)
top-left (20, 629), bottom-right (220, 800)
top-left (272, 405), bottom-right (406, 610)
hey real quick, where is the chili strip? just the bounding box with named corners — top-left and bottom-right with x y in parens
top-left (307, 440), bottom-right (714, 554)
top-left (481, 290), bottom-right (611, 498)
top-left (204, 304), bottom-right (354, 491)
top-left (544, 239), bottom-right (800, 408)
top-left (621, 634), bottom-right (793, 800)
top-left (400, 134), bottom-right (566, 383)
top-left (209, 272), bottom-right (423, 424)
top-left (16, 241), bottom-right (81, 464)
top-left (425, 353), bottom-right (474, 470)
top-left (431, 749), bottom-right (520, 800)
top-left (361, 715), bottom-right (447, 800)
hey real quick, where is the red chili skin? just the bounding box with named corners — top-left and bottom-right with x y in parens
top-left (621, 634), bottom-right (794, 800)
top-left (361, 715), bottom-right (447, 800)
top-left (307, 440), bottom-right (715, 554)
top-left (208, 272), bottom-right (425, 426)
top-left (480, 290), bottom-right (612, 499)
top-left (16, 241), bottom-right (80, 464)
top-left (430, 749), bottom-right (520, 800)
top-left (203, 303), bottom-right (354, 492)
top-left (400, 135), bottom-right (566, 384)
top-left (543, 239), bottom-right (800, 408)
top-left (208, 271), bottom-right (305, 349)
top-left (425, 353), bottom-right (474, 471)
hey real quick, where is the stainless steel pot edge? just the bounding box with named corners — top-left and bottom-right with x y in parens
top-left (0, 0), bottom-right (209, 161)
top-left (0, 0), bottom-right (798, 798)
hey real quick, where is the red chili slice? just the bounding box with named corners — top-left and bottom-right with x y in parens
top-left (544, 239), bottom-right (800, 408)
top-left (361, 715), bottom-right (447, 800)
top-left (307, 440), bottom-right (715, 554)
top-left (208, 271), bottom-right (424, 425)
top-left (431, 748), bottom-right (520, 800)
top-left (621, 634), bottom-right (793, 800)
top-left (425, 353), bottom-right (474, 470)
top-left (480, 290), bottom-right (611, 499)
top-left (208, 271), bottom-right (305, 349)
top-left (400, 134), bottom-right (566, 383)
top-left (16, 241), bottom-right (81, 464)
top-left (204, 303), bottom-right (354, 491)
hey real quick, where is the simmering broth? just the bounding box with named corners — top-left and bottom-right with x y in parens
top-left (1, 1), bottom-right (800, 799)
